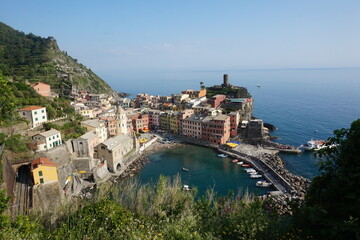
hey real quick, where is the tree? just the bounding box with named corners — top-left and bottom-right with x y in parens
top-left (296, 119), bottom-right (360, 239)
top-left (0, 74), bottom-right (16, 124)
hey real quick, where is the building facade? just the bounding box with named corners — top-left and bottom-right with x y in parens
top-left (31, 158), bottom-right (58, 185)
top-left (32, 129), bottom-right (62, 151)
top-left (18, 106), bottom-right (47, 128)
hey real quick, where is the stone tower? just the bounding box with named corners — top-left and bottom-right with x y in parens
top-left (116, 105), bottom-right (128, 135)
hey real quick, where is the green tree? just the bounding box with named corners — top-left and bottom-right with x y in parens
top-left (0, 74), bottom-right (16, 124)
top-left (295, 119), bottom-right (360, 239)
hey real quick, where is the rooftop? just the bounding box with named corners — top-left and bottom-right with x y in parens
top-left (34, 129), bottom-right (60, 138)
top-left (31, 157), bottom-right (57, 169)
top-left (19, 106), bottom-right (44, 111)
top-left (101, 134), bottom-right (132, 151)
top-left (81, 119), bottom-right (104, 128)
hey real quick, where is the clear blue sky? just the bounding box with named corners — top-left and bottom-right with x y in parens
top-left (2, 0), bottom-right (360, 72)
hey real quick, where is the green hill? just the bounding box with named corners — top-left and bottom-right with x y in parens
top-left (0, 22), bottom-right (115, 97)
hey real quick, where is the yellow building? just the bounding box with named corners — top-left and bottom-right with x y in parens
top-left (31, 158), bottom-right (58, 185)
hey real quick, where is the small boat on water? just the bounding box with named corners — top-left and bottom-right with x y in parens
top-left (249, 171), bottom-right (259, 175)
top-left (236, 161), bottom-right (244, 165)
top-left (218, 154), bottom-right (228, 158)
top-left (232, 159), bottom-right (239, 163)
top-left (181, 167), bottom-right (189, 172)
top-left (302, 139), bottom-right (337, 151)
top-left (250, 174), bottom-right (262, 179)
top-left (257, 84), bottom-right (261, 87)
top-left (241, 164), bottom-right (251, 167)
top-left (182, 185), bottom-right (191, 191)
top-left (244, 168), bottom-right (256, 173)
top-left (256, 180), bottom-right (271, 187)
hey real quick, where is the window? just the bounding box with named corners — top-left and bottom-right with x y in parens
top-left (23, 112), bottom-right (25, 115)
top-left (40, 178), bottom-right (44, 184)
top-left (35, 118), bottom-right (38, 121)
top-left (41, 110), bottom-right (44, 113)
top-left (34, 111), bottom-right (37, 115)
top-left (49, 143), bottom-right (52, 147)
top-left (42, 116), bottom-right (45, 119)
top-left (39, 171), bottom-right (43, 176)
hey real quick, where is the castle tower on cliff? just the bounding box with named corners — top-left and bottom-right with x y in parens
top-left (116, 105), bottom-right (128, 135)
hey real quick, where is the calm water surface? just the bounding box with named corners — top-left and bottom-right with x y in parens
top-left (104, 68), bottom-right (360, 193)
top-left (138, 144), bottom-right (272, 196)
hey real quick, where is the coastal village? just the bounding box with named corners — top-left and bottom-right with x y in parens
top-left (1, 74), bottom-right (309, 216)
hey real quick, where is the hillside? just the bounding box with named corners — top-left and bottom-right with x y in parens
top-left (0, 22), bottom-right (116, 97)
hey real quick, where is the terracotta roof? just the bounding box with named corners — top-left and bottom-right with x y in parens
top-left (31, 157), bottom-right (57, 169)
top-left (31, 82), bottom-right (50, 87)
top-left (19, 106), bottom-right (44, 111)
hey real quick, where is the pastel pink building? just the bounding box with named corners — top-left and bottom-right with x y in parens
top-left (31, 82), bottom-right (51, 97)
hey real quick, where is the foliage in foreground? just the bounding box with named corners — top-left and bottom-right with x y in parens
top-left (0, 176), bottom-right (295, 240)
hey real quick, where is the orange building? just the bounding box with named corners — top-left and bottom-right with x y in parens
top-left (31, 82), bottom-right (51, 97)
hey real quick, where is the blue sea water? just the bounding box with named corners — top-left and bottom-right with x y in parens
top-left (103, 68), bottom-right (360, 181)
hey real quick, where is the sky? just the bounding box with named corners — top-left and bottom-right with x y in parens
top-left (1, 0), bottom-right (360, 75)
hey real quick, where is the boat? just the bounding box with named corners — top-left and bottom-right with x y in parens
top-left (182, 185), bottom-right (191, 191)
top-left (249, 171), bottom-right (259, 175)
top-left (241, 164), bottom-right (251, 167)
top-left (236, 161), bottom-right (244, 165)
top-left (302, 139), bottom-right (326, 151)
top-left (257, 84), bottom-right (261, 87)
top-left (302, 139), bottom-right (337, 151)
top-left (249, 174), bottom-right (262, 179)
top-left (181, 167), bottom-right (189, 172)
top-left (244, 168), bottom-right (256, 173)
top-left (218, 154), bottom-right (228, 158)
top-left (256, 180), bottom-right (271, 187)
top-left (232, 159), bottom-right (239, 163)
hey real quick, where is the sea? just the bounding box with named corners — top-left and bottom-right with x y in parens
top-left (102, 68), bottom-right (360, 195)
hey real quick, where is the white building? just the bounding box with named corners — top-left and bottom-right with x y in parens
top-left (81, 119), bottom-right (108, 142)
top-left (19, 106), bottom-right (47, 128)
top-left (32, 129), bottom-right (62, 151)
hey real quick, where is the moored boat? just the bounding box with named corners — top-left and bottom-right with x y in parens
top-left (256, 180), bottom-right (271, 187)
top-left (250, 174), bottom-right (262, 179)
top-left (232, 159), bottom-right (239, 163)
top-left (241, 164), bottom-right (251, 167)
top-left (181, 167), bottom-right (189, 172)
top-left (218, 153), bottom-right (228, 158)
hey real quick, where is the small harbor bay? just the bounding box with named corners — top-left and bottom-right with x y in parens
top-left (138, 144), bottom-right (273, 196)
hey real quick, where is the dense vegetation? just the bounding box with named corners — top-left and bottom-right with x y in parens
top-left (0, 21), bottom-right (115, 96)
top-left (0, 71), bottom-right (75, 126)
top-left (0, 118), bottom-right (359, 239)
top-left (206, 85), bottom-right (251, 99)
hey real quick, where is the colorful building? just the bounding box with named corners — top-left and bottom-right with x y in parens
top-left (208, 94), bottom-right (226, 108)
top-left (31, 157), bottom-right (58, 185)
top-left (18, 106), bottom-right (47, 128)
top-left (31, 82), bottom-right (51, 97)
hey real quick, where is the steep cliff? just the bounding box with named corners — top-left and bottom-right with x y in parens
top-left (0, 22), bottom-right (116, 97)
